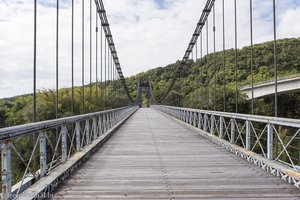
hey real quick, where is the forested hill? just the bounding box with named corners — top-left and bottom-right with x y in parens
top-left (1, 38), bottom-right (300, 128)
top-left (126, 37), bottom-right (300, 117)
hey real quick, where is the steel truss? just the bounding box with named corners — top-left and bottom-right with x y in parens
top-left (94, 0), bottom-right (134, 102)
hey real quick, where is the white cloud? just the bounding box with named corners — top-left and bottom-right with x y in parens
top-left (0, 0), bottom-right (299, 98)
top-left (278, 6), bottom-right (300, 38)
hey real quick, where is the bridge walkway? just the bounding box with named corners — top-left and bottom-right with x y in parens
top-left (52, 108), bottom-right (300, 199)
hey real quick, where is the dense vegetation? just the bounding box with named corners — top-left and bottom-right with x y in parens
top-left (0, 81), bottom-right (129, 128)
top-left (128, 37), bottom-right (300, 118)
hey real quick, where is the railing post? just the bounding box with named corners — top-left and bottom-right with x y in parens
top-left (267, 123), bottom-right (273, 160)
top-left (108, 113), bottom-right (111, 129)
top-left (75, 122), bottom-right (81, 151)
top-left (101, 115), bottom-right (104, 133)
top-left (113, 111), bottom-right (116, 125)
top-left (103, 114), bottom-right (107, 132)
top-left (1, 140), bottom-right (12, 200)
top-left (210, 115), bottom-right (215, 134)
top-left (116, 111), bottom-right (118, 123)
top-left (246, 120), bottom-right (251, 150)
top-left (193, 112), bottom-right (197, 127)
top-left (204, 114), bottom-right (207, 132)
top-left (115, 111), bottom-right (118, 123)
top-left (93, 117), bottom-right (97, 140)
top-left (198, 113), bottom-right (202, 129)
top-left (61, 125), bottom-right (67, 163)
top-left (106, 113), bottom-right (109, 130)
top-left (39, 131), bottom-right (47, 177)
top-left (185, 111), bottom-right (190, 124)
top-left (112, 112), bottom-right (114, 127)
top-left (219, 116), bottom-right (223, 138)
top-left (111, 112), bottom-right (114, 127)
top-left (179, 110), bottom-right (182, 121)
top-left (230, 119), bottom-right (235, 144)
top-left (189, 111), bottom-right (192, 124)
top-left (179, 110), bottom-right (181, 120)
top-left (186, 111), bottom-right (189, 123)
top-left (98, 115), bottom-right (102, 135)
top-left (110, 112), bottom-right (113, 128)
top-left (107, 113), bottom-right (111, 129)
top-left (116, 111), bottom-right (119, 123)
top-left (85, 119), bottom-right (90, 144)
top-left (118, 110), bottom-right (121, 122)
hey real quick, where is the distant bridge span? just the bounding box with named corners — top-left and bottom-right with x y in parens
top-left (241, 77), bottom-right (300, 99)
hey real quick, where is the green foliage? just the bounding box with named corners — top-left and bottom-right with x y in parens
top-left (124, 37), bottom-right (300, 117)
top-left (0, 82), bottom-right (129, 128)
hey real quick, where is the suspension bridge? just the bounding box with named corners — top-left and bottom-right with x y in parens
top-left (0, 0), bottom-right (300, 199)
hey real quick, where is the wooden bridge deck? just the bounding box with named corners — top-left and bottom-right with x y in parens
top-left (52, 108), bottom-right (300, 199)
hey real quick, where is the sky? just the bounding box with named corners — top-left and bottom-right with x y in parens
top-left (0, 0), bottom-right (300, 98)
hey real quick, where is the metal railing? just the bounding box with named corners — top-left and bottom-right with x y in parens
top-left (0, 106), bottom-right (138, 200)
top-left (153, 105), bottom-right (300, 188)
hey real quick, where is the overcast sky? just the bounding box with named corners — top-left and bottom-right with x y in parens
top-left (0, 0), bottom-right (300, 98)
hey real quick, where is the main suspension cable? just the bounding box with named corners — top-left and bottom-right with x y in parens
top-left (94, 0), bottom-right (134, 103)
top-left (157, 0), bottom-right (215, 103)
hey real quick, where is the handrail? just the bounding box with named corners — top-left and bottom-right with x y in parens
top-left (162, 106), bottom-right (300, 128)
top-left (0, 106), bottom-right (134, 141)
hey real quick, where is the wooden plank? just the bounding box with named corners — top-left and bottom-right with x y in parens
top-left (52, 108), bottom-right (300, 199)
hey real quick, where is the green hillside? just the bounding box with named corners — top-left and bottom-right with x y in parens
top-left (127, 37), bottom-right (300, 117)
top-left (0, 82), bottom-right (129, 128)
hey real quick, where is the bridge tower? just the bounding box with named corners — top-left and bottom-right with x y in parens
top-left (135, 78), bottom-right (154, 107)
